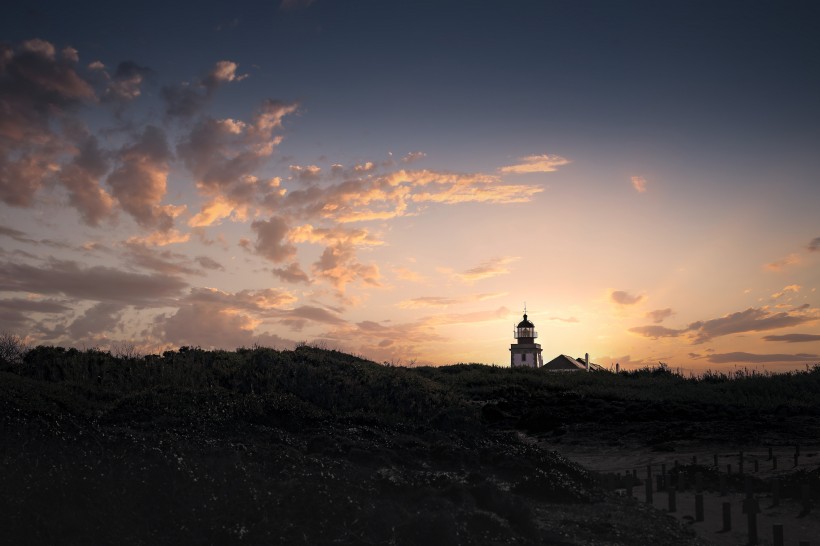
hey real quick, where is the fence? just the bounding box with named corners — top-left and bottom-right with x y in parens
top-left (589, 445), bottom-right (818, 545)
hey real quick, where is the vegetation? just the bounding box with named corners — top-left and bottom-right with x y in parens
top-left (4, 342), bottom-right (817, 544)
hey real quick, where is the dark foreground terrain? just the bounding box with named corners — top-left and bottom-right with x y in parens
top-left (3, 345), bottom-right (819, 545)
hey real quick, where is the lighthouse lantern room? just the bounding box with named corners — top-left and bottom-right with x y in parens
top-left (510, 309), bottom-right (543, 368)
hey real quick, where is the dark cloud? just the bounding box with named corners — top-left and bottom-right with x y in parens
top-left (104, 61), bottom-right (153, 104)
top-left (68, 302), bottom-right (125, 338)
top-left (808, 237), bottom-right (820, 252)
top-left (628, 325), bottom-right (686, 339)
top-left (251, 217), bottom-right (296, 263)
top-left (0, 259), bottom-right (187, 304)
top-left (629, 306), bottom-right (819, 343)
top-left (688, 307), bottom-right (816, 343)
top-left (122, 242), bottom-right (199, 276)
top-left (0, 225), bottom-right (36, 243)
top-left (706, 352), bottom-right (819, 364)
top-left (0, 298), bottom-right (71, 314)
top-left (763, 333), bottom-right (820, 343)
top-left (58, 134), bottom-right (113, 225)
top-left (0, 39), bottom-right (95, 208)
top-left (646, 308), bottom-right (674, 323)
top-left (611, 290), bottom-right (644, 305)
top-left (162, 60), bottom-right (249, 120)
top-left (272, 262), bottom-right (310, 284)
top-left (195, 255), bottom-right (224, 271)
top-left (161, 83), bottom-right (209, 120)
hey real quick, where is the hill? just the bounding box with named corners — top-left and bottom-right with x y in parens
top-left (5, 345), bottom-right (817, 544)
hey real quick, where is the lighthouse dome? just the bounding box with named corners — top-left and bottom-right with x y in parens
top-left (517, 314), bottom-right (534, 328)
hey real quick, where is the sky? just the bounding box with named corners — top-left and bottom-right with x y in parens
top-left (1, 0), bottom-right (819, 372)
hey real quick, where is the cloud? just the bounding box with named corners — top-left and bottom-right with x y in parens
top-left (103, 61), bottom-right (153, 104)
top-left (281, 168), bottom-right (541, 224)
top-left (289, 164), bottom-right (322, 182)
top-left (195, 256), bottom-right (224, 271)
top-left (288, 224), bottom-right (383, 247)
top-left (628, 305), bottom-right (820, 343)
top-left (203, 61), bottom-right (247, 90)
top-left (0, 39), bottom-right (95, 208)
top-left (0, 225), bottom-right (36, 244)
top-left (251, 216), bottom-right (296, 263)
top-left (401, 151), bottom-right (426, 163)
top-left (397, 293), bottom-right (505, 309)
top-left (762, 333), bottom-right (820, 343)
top-left (68, 302), bottom-right (125, 338)
top-left (631, 176), bottom-right (647, 193)
top-left (645, 308), bottom-right (674, 323)
top-left (393, 267), bottom-right (425, 282)
top-left (771, 284), bottom-right (801, 299)
top-left (705, 352), bottom-right (819, 364)
top-left (628, 325), bottom-right (686, 339)
top-left (688, 306), bottom-right (818, 343)
top-left (611, 290), bottom-right (644, 306)
top-left (455, 257), bottom-right (519, 283)
top-left (499, 154), bottom-right (570, 174)
top-left (121, 241), bottom-right (200, 276)
top-left (0, 259), bottom-right (187, 304)
top-left (58, 134), bottom-right (114, 225)
top-left (272, 262), bottom-right (310, 284)
top-left (549, 316), bottom-right (579, 323)
top-left (765, 253), bottom-right (801, 271)
top-left (161, 60), bottom-right (251, 119)
top-left (106, 125), bottom-right (178, 230)
top-left (808, 237), bottom-right (820, 252)
top-left (313, 242), bottom-right (381, 293)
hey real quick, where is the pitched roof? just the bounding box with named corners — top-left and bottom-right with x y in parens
top-left (542, 354), bottom-right (607, 372)
top-left (543, 354), bottom-right (586, 370)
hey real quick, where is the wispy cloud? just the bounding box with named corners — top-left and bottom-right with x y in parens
top-left (499, 154), bottom-right (570, 174)
top-left (808, 237), bottom-right (820, 252)
top-left (397, 292), bottom-right (506, 309)
top-left (765, 253), bottom-right (801, 271)
top-left (611, 290), bottom-right (644, 306)
top-left (453, 257), bottom-right (519, 283)
top-left (706, 352), bottom-right (819, 364)
top-left (629, 305), bottom-right (820, 343)
top-left (645, 307), bottom-right (674, 323)
top-left (631, 176), bottom-right (647, 193)
top-left (771, 284), bottom-right (801, 299)
top-left (762, 333), bottom-right (820, 343)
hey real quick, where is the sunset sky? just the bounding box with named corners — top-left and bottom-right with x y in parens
top-left (2, 1), bottom-right (819, 371)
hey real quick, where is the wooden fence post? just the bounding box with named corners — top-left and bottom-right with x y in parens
top-left (772, 523), bottom-right (783, 546)
top-left (695, 493), bottom-right (704, 522)
top-left (801, 484), bottom-right (811, 514)
top-left (771, 478), bottom-right (780, 507)
top-left (668, 485), bottom-right (676, 513)
top-left (745, 497), bottom-right (759, 545)
top-left (714, 453), bottom-right (719, 467)
top-left (739, 451), bottom-right (744, 475)
top-left (773, 456), bottom-right (777, 470)
top-left (720, 474), bottom-right (727, 497)
top-left (722, 501), bottom-right (731, 532)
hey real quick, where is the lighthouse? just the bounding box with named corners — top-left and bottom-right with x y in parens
top-left (510, 309), bottom-right (543, 367)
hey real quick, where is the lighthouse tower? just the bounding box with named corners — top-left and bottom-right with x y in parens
top-left (510, 309), bottom-right (543, 367)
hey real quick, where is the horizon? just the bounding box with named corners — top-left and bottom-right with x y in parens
top-left (1, 1), bottom-right (819, 372)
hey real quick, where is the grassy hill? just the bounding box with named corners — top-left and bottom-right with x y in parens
top-left (3, 345), bottom-right (817, 544)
